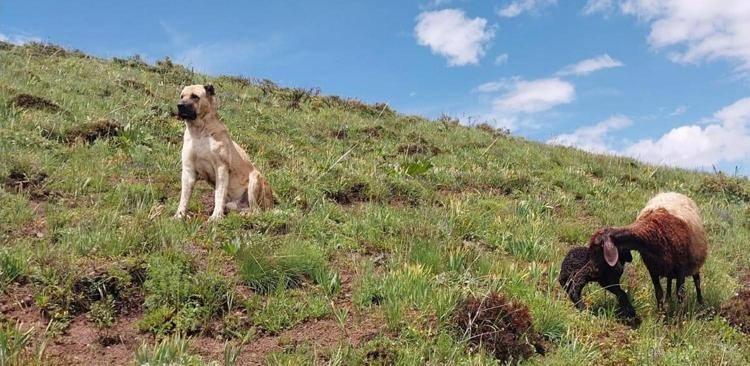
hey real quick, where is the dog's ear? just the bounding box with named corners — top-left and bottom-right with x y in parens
top-left (204, 84), bottom-right (215, 97)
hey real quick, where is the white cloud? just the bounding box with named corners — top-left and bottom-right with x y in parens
top-left (583, 0), bottom-right (615, 15)
top-left (473, 77), bottom-right (575, 131)
top-left (605, 1), bottom-right (750, 72)
top-left (625, 98), bottom-right (750, 169)
top-left (548, 115), bottom-right (632, 154)
top-left (492, 77), bottom-right (575, 114)
top-left (558, 54), bottom-right (624, 76)
top-left (0, 32), bottom-right (41, 45)
top-left (494, 53), bottom-right (509, 65)
top-left (669, 105), bottom-right (688, 116)
top-left (498, 0), bottom-right (557, 18)
top-left (548, 98), bottom-right (750, 170)
top-left (415, 9), bottom-right (495, 66)
top-left (420, 0), bottom-right (453, 9)
top-left (475, 80), bottom-right (509, 93)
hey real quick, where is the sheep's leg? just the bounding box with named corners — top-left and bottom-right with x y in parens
top-left (650, 273), bottom-right (664, 310)
top-left (693, 273), bottom-right (703, 305)
top-left (675, 275), bottom-right (686, 304)
top-left (606, 284), bottom-right (636, 319)
top-left (666, 278), bottom-right (672, 301)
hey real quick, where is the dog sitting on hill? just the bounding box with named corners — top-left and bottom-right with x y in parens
top-left (173, 84), bottom-right (273, 221)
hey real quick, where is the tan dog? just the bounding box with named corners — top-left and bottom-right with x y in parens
top-left (173, 84), bottom-right (273, 221)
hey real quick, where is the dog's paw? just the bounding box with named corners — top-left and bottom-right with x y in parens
top-left (173, 211), bottom-right (187, 220)
top-left (208, 213), bottom-right (223, 222)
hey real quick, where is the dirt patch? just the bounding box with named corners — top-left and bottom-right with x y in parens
top-left (239, 314), bottom-right (384, 365)
top-left (1, 278), bottom-right (146, 365)
top-left (325, 182), bottom-right (370, 205)
top-left (9, 93), bottom-right (63, 113)
top-left (397, 138), bottom-right (442, 156)
top-left (721, 273), bottom-right (750, 334)
top-left (0, 284), bottom-right (41, 327)
top-left (451, 292), bottom-right (544, 363)
top-left (4, 168), bottom-right (49, 200)
top-left (43, 313), bottom-right (145, 366)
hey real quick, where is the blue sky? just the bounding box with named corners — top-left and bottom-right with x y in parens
top-left (2, 1), bottom-right (749, 174)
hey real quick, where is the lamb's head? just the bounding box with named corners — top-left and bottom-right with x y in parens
top-left (559, 247), bottom-right (596, 309)
top-left (560, 245), bottom-right (630, 308)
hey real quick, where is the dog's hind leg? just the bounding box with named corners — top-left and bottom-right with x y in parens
top-left (246, 170), bottom-right (260, 212)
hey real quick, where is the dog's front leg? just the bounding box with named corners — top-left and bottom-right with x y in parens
top-left (209, 164), bottom-right (229, 221)
top-left (174, 168), bottom-right (196, 219)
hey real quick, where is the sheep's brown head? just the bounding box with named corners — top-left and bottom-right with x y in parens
top-left (589, 228), bottom-right (625, 268)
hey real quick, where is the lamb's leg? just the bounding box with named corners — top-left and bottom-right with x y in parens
top-left (693, 273), bottom-right (703, 305)
top-left (650, 273), bottom-right (664, 310)
top-left (666, 278), bottom-right (672, 301)
top-left (675, 275), bottom-right (686, 304)
top-left (606, 284), bottom-right (636, 319)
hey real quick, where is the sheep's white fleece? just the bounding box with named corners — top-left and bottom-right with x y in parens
top-left (637, 192), bottom-right (707, 248)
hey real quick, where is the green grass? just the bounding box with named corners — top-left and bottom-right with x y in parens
top-left (0, 41), bottom-right (749, 364)
top-left (134, 335), bottom-right (203, 366)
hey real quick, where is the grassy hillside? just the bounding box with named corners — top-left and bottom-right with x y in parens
top-left (1, 42), bottom-right (749, 365)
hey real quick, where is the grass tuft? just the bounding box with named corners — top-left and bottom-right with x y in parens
top-left (237, 241), bottom-right (330, 294)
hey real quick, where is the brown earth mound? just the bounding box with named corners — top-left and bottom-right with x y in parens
top-left (452, 292), bottom-right (544, 362)
top-left (9, 93), bottom-right (63, 113)
top-left (325, 182), bottom-right (370, 205)
top-left (721, 274), bottom-right (750, 334)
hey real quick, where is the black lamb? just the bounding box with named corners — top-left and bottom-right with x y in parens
top-left (559, 246), bottom-right (636, 319)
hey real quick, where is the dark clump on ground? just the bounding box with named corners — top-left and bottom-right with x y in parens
top-left (44, 119), bottom-right (121, 144)
top-left (720, 274), bottom-right (750, 334)
top-left (322, 96), bottom-right (394, 118)
top-left (119, 79), bottom-right (153, 96)
top-left (476, 123), bottom-right (511, 137)
top-left (452, 292), bottom-right (544, 363)
top-left (37, 261), bottom-right (146, 320)
top-left (66, 119), bottom-right (120, 143)
top-left (698, 173), bottom-right (750, 203)
top-left (21, 42), bottom-right (88, 58)
top-left (325, 182), bottom-right (370, 205)
top-left (4, 168), bottom-right (49, 200)
top-left (9, 93), bottom-right (63, 113)
top-left (397, 137), bottom-right (442, 156)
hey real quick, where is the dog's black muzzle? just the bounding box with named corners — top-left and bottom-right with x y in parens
top-left (177, 103), bottom-right (197, 120)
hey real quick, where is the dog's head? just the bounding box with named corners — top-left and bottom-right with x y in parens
top-left (177, 84), bottom-right (216, 121)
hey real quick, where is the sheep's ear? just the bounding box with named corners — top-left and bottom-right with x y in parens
top-left (603, 236), bottom-right (618, 267)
